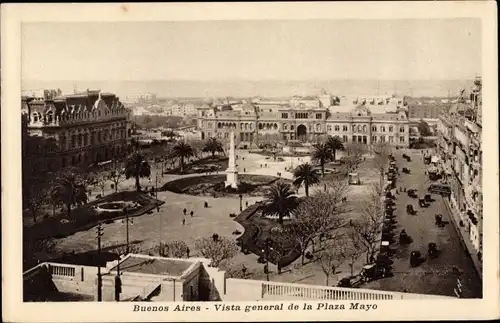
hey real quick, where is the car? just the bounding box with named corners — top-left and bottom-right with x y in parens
top-left (428, 184), bottom-right (451, 196)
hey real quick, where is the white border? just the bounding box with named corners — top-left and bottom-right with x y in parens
top-left (2, 2), bottom-right (499, 322)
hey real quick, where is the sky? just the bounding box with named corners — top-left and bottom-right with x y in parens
top-left (22, 19), bottom-right (481, 82)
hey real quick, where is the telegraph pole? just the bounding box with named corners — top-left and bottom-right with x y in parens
top-left (97, 223), bottom-right (103, 302)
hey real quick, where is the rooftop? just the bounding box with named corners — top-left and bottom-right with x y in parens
top-left (109, 255), bottom-right (195, 277)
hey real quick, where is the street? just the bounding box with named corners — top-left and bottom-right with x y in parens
top-left (363, 148), bottom-right (482, 298)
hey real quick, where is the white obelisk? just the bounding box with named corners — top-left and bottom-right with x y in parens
top-left (225, 130), bottom-right (239, 189)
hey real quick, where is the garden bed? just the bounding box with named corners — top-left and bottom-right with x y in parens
top-left (23, 191), bottom-right (164, 241)
top-left (234, 202), bottom-right (301, 268)
top-left (161, 174), bottom-right (289, 196)
top-left (164, 155), bottom-right (228, 175)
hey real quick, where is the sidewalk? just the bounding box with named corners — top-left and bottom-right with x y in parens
top-left (443, 197), bottom-right (482, 279)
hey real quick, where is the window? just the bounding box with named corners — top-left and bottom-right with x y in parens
top-left (389, 136), bottom-right (394, 143)
top-left (281, 113), bottom-right (288, 119)
top-left (381, 126), bottom-right (386, 132)
top-left (400, 136), bottom-right (405, 143)
top-left (343, 125), bottom-right (348, 132)
top-left (342, 135), bottom-right (348, 142)
top-left (380, 136), bottom-right (386, 143)
top-left (327, 125), bottom-right (332, 131)
top-left (399, 126), bottom-right (405, 133)
top-left (357, 125), bottom-right (362, 132)
top-left (290, 125), bottom-right (295, 131)
top-left (372, 125), bottom-right (377, 132)
top-left (352, 125), bottom-right (356, 132)
top-left (32, 113), bottom-right (39, 122)
top-left (334, 125), bottom-right (340, 131)
top-left (316, 124), bottom-right (321, 131)
top-left (223, 133), bottom-right (228, 139)
top-left (249, 123), bottom-right (253, 130)
top-left (259, 123), bottom-right (263, 130)
top-left (283, 123), bottom-right (288, 130)
top-left (363, 125), bottom-right (367, 133)
top-left (372, 135), bottom-right (377, 143)
top-left (389, 126), bottom-right (393, 132)
top-left (316, 113), bottom-right (322, 119)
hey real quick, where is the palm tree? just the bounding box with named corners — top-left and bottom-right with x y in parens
top-left (202, 137), bottom-right (225, 159)
top-left (50, 167), bottom-right (88, 218)
top-left (310, 143), bottom-right (334, 177)
top-left (325, 135), bottom-right (344, 161)
top-left (124, 151), bottom-right (151, 192)
top-left (262, 181), bottom-right (299, 225)
top-left (172, 141), bottom-right (195, 173)
top-left (292, 163), bottom-right (321, 197)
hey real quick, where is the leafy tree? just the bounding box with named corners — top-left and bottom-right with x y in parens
top-left (158, 241), bottom-right (190, 258)
top-left (343, 227), bottom-right (367, 277)
top-left (262, 181), bottom-right (299, 225)
top-left (202, 137), bottom-right (225, 159)
top-left (172, 141), bottom-right (195, 174)
top-left (124, 151), bottom-right (151, 192)
top-left (292, 163), bottom-right (321, 197)
top-left (417, 120), bottom-right (432, 136)
top-left (94, 173), bottom-right (109, 196)
top-left (194, 236), bottom-right (238, 267)
top-left (311, 143), bottom-right (334, 177)
top-left (325, 135), bottom-right (344, 161)
top-left (372, 142), bottom-right (392, 189)
top-left (108, 168), bottom-right (125, 193)
top-left (25, 181), bottom-right (49, 223)
top-left (50, 167), bottom-right (88, 218)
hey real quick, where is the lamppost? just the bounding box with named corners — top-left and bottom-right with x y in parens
top-left (124, 208), bottom-right (131, 254)
top-left (96, 223), bottom-right (103, 302)
top-left (262, 238), bottom-right (273, 281)
top-left (239, 194), bottom-right (243, 212)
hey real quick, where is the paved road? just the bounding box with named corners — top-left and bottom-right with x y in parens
top-left (363, 149), bottom-right (482, 298)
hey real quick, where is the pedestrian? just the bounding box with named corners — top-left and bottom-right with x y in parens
top-left (190, 210), bottom-right (194, 217)
top-left (182, 218), bottom-right (186, 225)
top-left (244, 168), bottom-right (246, 172)
top-left (245, 201), bottom-right (249, 208)
top-left (186, 247), bottom-right (190, 258)
top-left (183, 208), bottom-right (187, 216)
top-left (204, 201), bottom-right (208, 208)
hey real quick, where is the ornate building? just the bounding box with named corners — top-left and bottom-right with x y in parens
top-left (436, 76), bottom-right (482, 257)
top-left (196, 94), bottom-right (410, 149)
top-left (21, 89), bottom-right (131, 173)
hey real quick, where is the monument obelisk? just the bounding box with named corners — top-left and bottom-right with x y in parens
top-left (225, 130), bottom-right (239, 189)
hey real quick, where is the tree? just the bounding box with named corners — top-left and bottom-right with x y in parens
top-left (262, 181), bottom-right (299, 225)
top-left (325, 135), bottom-right (344, 161)
top-left (283, 211), bottom-right (320, 265)
top-left (25, 181), bottom-right (49, 223)
top-left (50, 167), bottom-right (88, 219)
top-left (417, 120), bottom-right (432, 137)
top-left (316, 239), bottom-right (348, 286)
top-left (124, 151), bottom-right (151, 192)
top-left (202, 137), bottom-right (225, 159)
top-left (159, 241), bottom-right (190, 258)
top-left (372, 142), bottom-right (392, 189)
top-left (172, 141), bottom-right (195, 173)
top-left (292, 163), bottom-right (321, 197)
top-left (344, 142), bottom-right (366, 171)
top-left (310, 143), bottom-right (334, 177)
top-left (94, 173), bottom-right (109, 196)
top-left (350, 184), bottom-right (384, 263)
top-left (219, 260), bottom-right (254, 279)
top-left (194, 236), bottom-right (238, 267)
top-left (343, 227), bottom-right (367, 277)
top-left (108, 168), bottom-right (125, 193)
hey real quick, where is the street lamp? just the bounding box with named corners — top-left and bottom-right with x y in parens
top-left (123, 207), bottom-right (131, 254)
top-left (96, 223), bottom-right (103, 302)
top-left (239, 194), bottom-right (243, 212)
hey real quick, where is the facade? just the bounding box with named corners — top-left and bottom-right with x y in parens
top-left (407, 102), bottom-right (452, 119)
top-left (436, 76), bottom-right (482, 257)
top-left (23, 254), bottom-right (450, 302)
top-left (196, 94), bottom-right (410, 148)
top-left (22, 89), bottom-right (131, 172)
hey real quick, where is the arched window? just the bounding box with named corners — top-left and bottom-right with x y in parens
top-left (363, 125), bottom-right (367, 133)
top-left (381, 126), bottom-right (386, 132)
top-left (372, 125), bottom-right (377, 132)
top-left (327, 125), bottom-right (332, 131)
top-left (274, 123), bottom-right (278, 130)
top-left (259, 123), bottom-right (263, 130)
top-left (250, 123), bottom-right (253, 130)
top-left (290, 125), bottom-right (295, 131)
top-left (316, 124), bottom-right (321, 131)
top-left (399, 126), bottom-right (405, 133)
top-left (352, 125), bottom-right (356, 132)
top-left (32, 113), bottom-right (39, 122)
top-left (46, 111), bottom-right (54, 123)
top-left (334, 125), bottom-right (340, 131)
top-left (389, 126), bottom-right (394, 132)
top-left (357, 125), bottom-right (362, 132)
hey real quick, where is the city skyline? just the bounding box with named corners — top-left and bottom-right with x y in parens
top-left (22, 19), bottom-right (481, 83)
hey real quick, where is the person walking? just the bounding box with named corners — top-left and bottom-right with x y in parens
top-left (186, 247), bottom-right (190, 258)
top-left (190, 210), bottom-right (194, 217)
top-left (183, 208), bottom-right (187, 216)
top-left (182, 218), bottom-right (186, 225)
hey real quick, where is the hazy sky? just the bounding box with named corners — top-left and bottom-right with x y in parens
top-left (22, 19), bottom-right (481, 82)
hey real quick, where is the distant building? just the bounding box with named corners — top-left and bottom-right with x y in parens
top-left (196, 92), bottom-right (410, 148)
top-left (22, 89), bottom-right (131, 172)
top-left (126, 93), bottom-right (157, 104)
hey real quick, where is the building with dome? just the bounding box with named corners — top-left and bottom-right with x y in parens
top-left (196, 94), bottom-right (410, 148)
top-left (21, 89), bottom-right (131, 172)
